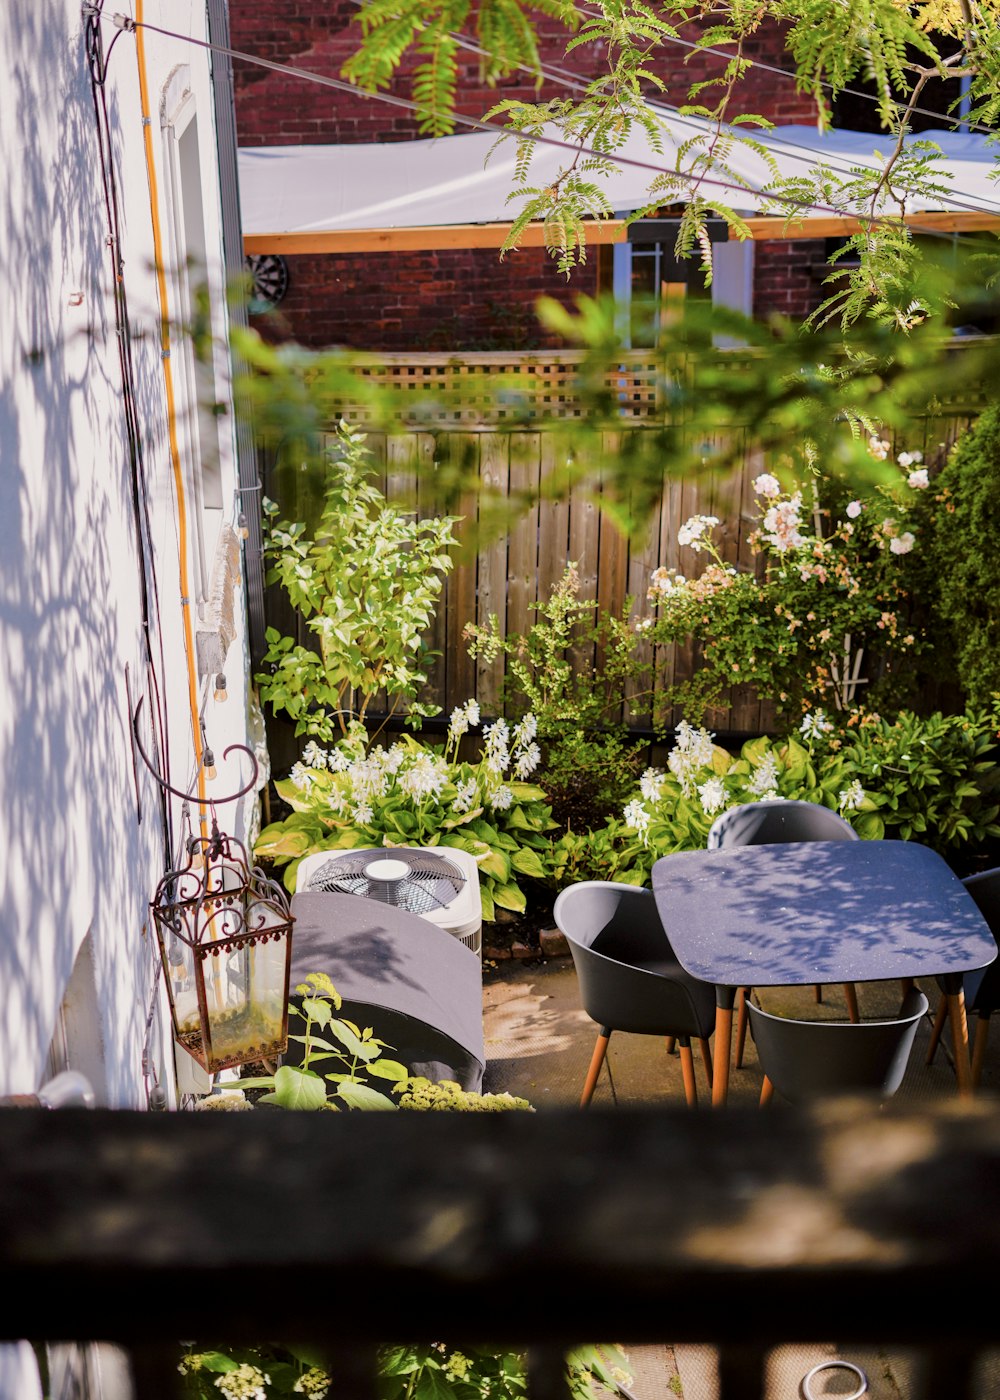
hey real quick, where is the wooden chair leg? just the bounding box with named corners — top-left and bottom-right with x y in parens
top-left (698, 1037), bottom-right (713, 1092)
top-left (580, 1029), bottom-right (611, 1108)
top-left (678, 1038), bottom-right (698, 1108)
top-left (759, 1075), bottom-right (775, 1107)
top-left (844, 983), bottom-right (860, 1023)
top-left (735, 987), bottom-right (749, 1068)
top-left (971, 1012), bottom-right (991, 1088)
top-left (926, 997), bottom-right (948, 1065)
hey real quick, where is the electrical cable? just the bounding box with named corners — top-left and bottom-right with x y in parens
top-left (92, 9), bottom-right (1000, 235)
top-left (84, 1), bottom-right (173, 867)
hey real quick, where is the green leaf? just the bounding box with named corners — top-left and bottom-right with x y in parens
top-left (366, 1058), bottom-right (410, 1082)
top-left (264, 1065), bottom-right (329, 1110)
top-left (333, 1080), bottom-right (399, 1111)
top-left (493, 881), bottom-right (527, 913)
top-left (510, 846), bottom-right (547, 878)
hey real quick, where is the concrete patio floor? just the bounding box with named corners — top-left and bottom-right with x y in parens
top-left (480, 951), bottom-right (1000, 1400)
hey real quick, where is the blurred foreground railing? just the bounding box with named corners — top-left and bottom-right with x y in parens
top-left (2, 1101), bottom-right (1000, 1399)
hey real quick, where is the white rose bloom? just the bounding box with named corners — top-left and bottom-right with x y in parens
top-left (846, 500), bottom-right (862, 519)
top-left (897, 451), bottom-right (913, 467)
top-left (907, 468), bottom-right (929, 489)
top-left (890, 531), bottom-right (915, 555)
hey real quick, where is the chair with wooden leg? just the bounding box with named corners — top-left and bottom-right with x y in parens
top-left (926, 867), bottom-right (1000, 1087)
top-left (747, 987), bottom-right (929, 1107)
top-left (552, 881), bottom-right (717, 1108)
top-left (706, 799), bottom-right (862, 1069)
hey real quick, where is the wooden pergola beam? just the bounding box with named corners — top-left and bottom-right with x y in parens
top-left (243, 208), bottom-right (1000, 255)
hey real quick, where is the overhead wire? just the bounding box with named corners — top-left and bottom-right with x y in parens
top-left (94, 9), bottom-right (1000, 235)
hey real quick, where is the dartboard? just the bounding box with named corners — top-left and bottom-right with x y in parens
top-left (245, 254), bottom-right (289, 310)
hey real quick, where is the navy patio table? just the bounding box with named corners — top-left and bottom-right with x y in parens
top-left (651, 839), bottom-right (997, 1106)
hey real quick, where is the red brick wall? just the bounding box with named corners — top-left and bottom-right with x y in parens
top-left (232, 4), bottom-right (825, 348)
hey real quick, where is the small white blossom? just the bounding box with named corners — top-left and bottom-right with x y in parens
top-left (648, 566), bottom-right (687, 599)
top-left (623, 799), bottom-right (651, 841)
top-left (761, 493), bottom-right (806, 552)
top-left (752, 472), bottom-right (781, 499)
top-left (326, 747), bottom-right (351, 772)
top-left (488, 784), bottom-right (513, 811)
top-left (214, 1363), bottom-right (270, 1400)
top-left (868, 436), bottom-right (890, 461)
top-left (907, 468), bottom-right (929, 489)
top-left (677, 514), bottom-right (719, 551)
top-left (301, 741), bottom-right (327, 769)
top-left (897, 449), bottom-right (922, 468)
top-left (513, 742), bottom-right (541, 779)
top-left (464, 699), bottom-right (481, 727)
top-left (293, 1368), bottom-right (331, 1397)
top-left (697, 777), bottom-right (727, 816)
top-left (449, 706), bottom-right (470, 740)
top-left (452, 778), bottom-right (478, 814)
top-left (398, 754), bottom-right (446, 800)
top-left (288, 763), bottom-right (315, 792)
top-left (639, 767), bottom-right (665, 802)
top-left (800, 709), bottom-right (834, 740)
top-left (352, 801), bottom-right (374, 824)
top-left (747, 752), bottom-right (780, 796)
top-left (890, 531), bottom-right (915, 555)
top-left (838, 780), bottom-right (865, 812)
top-left (514, 713), bottom-right (537, 745)
top-left (845, 500), bottom-right (863, 519)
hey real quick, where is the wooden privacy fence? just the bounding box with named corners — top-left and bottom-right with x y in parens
top-left (263, 351), bottom-right (985, 742)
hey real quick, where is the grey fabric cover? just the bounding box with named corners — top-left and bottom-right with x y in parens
top-left (287, 891), bottom-right (485, 1091)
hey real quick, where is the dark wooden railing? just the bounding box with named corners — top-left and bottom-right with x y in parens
top-left (3, 1100), bottom-right (1000, 1398)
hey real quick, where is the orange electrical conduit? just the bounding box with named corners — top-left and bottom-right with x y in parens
top-left (134, 3), bottom-right (208, 831)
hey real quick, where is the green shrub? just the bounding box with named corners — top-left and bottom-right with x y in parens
top-left (926, 406), bottom-right (1000, 709)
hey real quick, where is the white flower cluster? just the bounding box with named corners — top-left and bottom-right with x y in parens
top-left (761, 492), bottom-right (806, 552)
top-left (647, 566), bottom-right (687, 601)
top-left (752, 472), bottom-right (781, 499)
top-left (746, 751), bottom-right (780, 798)
top-left (448, 698), bottom-right (481, 740)
top-left (697, 776), bottom-right (727, 815)
top-left (677, 514), bottom-right (719, 552)
top-left (639, 767), bottom-right (665, 802)
top-left (622, 799), bottom-right (651, 841)
top-left (292, 1367), bottom-right (331, 1397)
top-left (213, 1364), bottom-right (270, 1400)
top-left (799, 709), bottom-right (834, 741)
top-left (667, 720), bottom-right (718, 794)
top-left (838, 779), bottom-right (866, 812)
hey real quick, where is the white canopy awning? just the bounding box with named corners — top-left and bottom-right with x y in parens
top-left (240, 118), bottom-right (1000, 252)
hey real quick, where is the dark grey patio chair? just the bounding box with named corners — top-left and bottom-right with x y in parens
top-left (552, 881), bottom-right (717, 1108)
top-left (926, 866), bottom-right (1000, 1087)
top-left (747, 986), bottom-right (929, 1107)
top-left (706, 798), bottom-right (862, 1065)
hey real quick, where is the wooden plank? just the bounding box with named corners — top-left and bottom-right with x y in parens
top-left (243, 221), bottom-right (630, 255)
top-left (594, 432), bottom-right (629, 726)
top-left (414, 432), bottom-right (449, 718)
top-left (537, 432), bottom-right (572, 606)
top-left (443, 435), bottom-right (480, 714)
top-left (475, 434), bottom-right (510, 718)
top-left (742, 210), bottom-right (1000, 240)
top-left (567, 442), bottom-right (601, 691)
top-left (3, 1105), bottom-right (1000, 1350)
top-left (505, 432), bottom-right (542, 651)
top-left (623, 440), bottom-right (663, 731)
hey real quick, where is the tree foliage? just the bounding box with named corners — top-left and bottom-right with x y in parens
top-left (341, 0), bottom-right (1000, 323)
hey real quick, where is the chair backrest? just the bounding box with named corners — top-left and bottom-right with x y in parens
top-left (707, 799), bottom-right (860, 850)
top-left (746, 987), bottom-right (929, 1105)
top-left (552, 882), bottom-right (716, 1039)
top-left (961, 868), bottom-right (1000, 1013)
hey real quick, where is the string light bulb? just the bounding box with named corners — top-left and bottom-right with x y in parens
top-left (237, 511), bottom-right (249, 541)
top-left (214, 673), bottom-right (228, 703)
top-left (203, 746), bottom-right (217, 782)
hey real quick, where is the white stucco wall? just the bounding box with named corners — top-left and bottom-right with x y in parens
top-left (0, 0), bottom-right (254, 1115)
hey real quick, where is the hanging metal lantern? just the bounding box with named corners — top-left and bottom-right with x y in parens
top-left (152, 820), bottom-right (295, 1075)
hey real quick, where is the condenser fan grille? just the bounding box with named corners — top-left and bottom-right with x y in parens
top-left (307, 849), bottom-right (467, 916)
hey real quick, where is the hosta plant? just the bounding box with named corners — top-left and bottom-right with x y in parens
top-left (618, 716), bottom-right (881, 875)
top-left (254, 707), bottom-right (558, 919)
